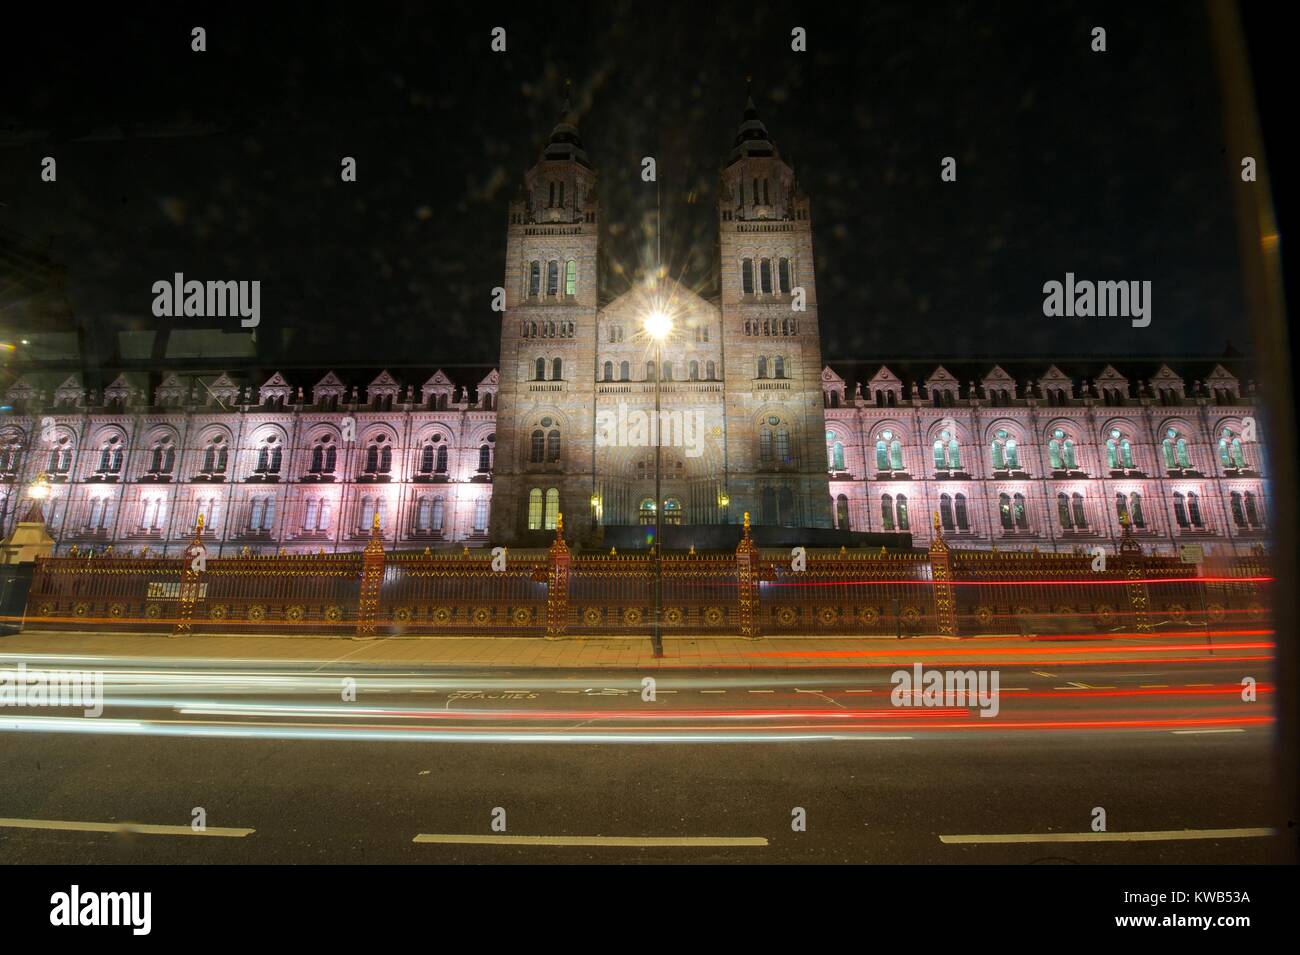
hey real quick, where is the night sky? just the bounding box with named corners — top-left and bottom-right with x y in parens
top-left (1, 1), bottom-right (1255, 375)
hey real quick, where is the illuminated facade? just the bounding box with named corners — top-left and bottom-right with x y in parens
top-left (0, 99), bottom-right (1271, 557)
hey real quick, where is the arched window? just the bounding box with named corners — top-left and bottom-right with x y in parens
top-left (543, 488), bottom-right (560, 530)
top-left (564, 260), bottom-right (577, 296)
top-left (1115, 492), bottom-right (1130, 526)
top-left (620, 361), bottom-right (630, 381)
top-left (829, 439), bottom-right (845, 471)
top-left (1106, 431), bottom-right (1136, 470)
top-left (778, 258), bottom-right (791, 293)
top-left (604, 361), bottom-right (613, 381)
top-left (201, 436), bottom-right (228, 475)
top-left (940, 493), bottom-right (955, 531)
top-left (478, 444), bottom-right (491, 471)
top-left (1244, 491), bottom-right (1261, 527)
top-left (895, 494), bottom-right (909, 530)
top-left (662, 498), bottom-right (683, 526)
top-left (741, 258), bottom-right (754, 294)
top-left (473, 498), bottom-right (489, 532)
top-left (415, 496), bottom-right (442, 532)
top-left (1072, 492), bottom-right (1088, 528)
top-left (249, 495), bottom-right (276, 532)
top-left (552, 357), bottom-right (563, 380)
top-left (1048, 429), bottom-right (1076, 470)
top-left (1219, 430), bottom-right (1247, 469)
top-left (889, 439), bottom-right (903, 471)
top-left (880, 494), bottom-right (895, 531)
top-left (760, 429), bottom-right (773, 464)
top-left (530, 430), bottom-right (544, 463)
top-left (436, 445), bottom-right (449, 473)
top-left (528, 488), bottom-right (544, 530)
top-left (706, 360), bottom-right (716, 380)
top-left (1163, 430), bottom-right (1191, 469)
top-left (662, 361), bottom-right (672, 381)
top-left (1012, 493), bottom-right (1028, 529)
top-left (546, 260), bottom-right (559, 296)
top-left (1058, 492), bottom-right (1074, 529)
top-left (528, 261), bottom-right (541, 297)
top-left (1129, 492), bottom-right (1145, 527)
top-left (774, 356), bottom-right (785, 379)
top-left (639, 498), bottom-right (657, 525)
top-left (254, 436), bottom-right (282, 475)
top-left (991, 430), bottom-right (1019, 470)
top-left (760, 259), bottom-right (773, 294)
top-left (933, 431), bottom-right (961, 470)
top-left (954, 493), bottom-right (970, 530)
top-left (775, 429), bottom-right (791, 465)
top-left (1173, 492), bottom-right (1189, 528)
top-left (534, 357), bottom-right (546, 380)
top-left (999, 493), bottom-right (1013, 530)
top-left (835, 494), bottom-right (850, 530)
top-left (689, 360), bottom-right (699, 380)
top-left (546, 430), bottom-right (560, 462)
top-left (757, 356), bottom-right (768, 379)
top-left (646, 361), bottom-right (656, 381)
top-left (1229, 492), bottom-right (1245, 528)
top-left (1187, 491), bottom-right (1204, 527)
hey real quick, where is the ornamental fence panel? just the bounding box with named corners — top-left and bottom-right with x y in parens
top-left (19, 522), bottom-right (1272, 640)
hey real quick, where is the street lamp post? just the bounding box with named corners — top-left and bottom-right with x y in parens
top-left (644, 310), bottom-right (672, 659)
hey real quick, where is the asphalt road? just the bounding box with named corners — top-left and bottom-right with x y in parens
top-left (0, 651), bottom-right (1285, 863)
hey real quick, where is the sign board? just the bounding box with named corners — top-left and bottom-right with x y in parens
top-left (1178, 544), bottom-right (1204, 564)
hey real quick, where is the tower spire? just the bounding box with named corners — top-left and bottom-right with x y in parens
top-left (541, 80), bottom-right (590, 167)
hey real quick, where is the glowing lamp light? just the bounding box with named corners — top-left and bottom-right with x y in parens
top-left (29, 474), bottom-right (51, 500)
top-left (643, 310), bottom-right (672, 341)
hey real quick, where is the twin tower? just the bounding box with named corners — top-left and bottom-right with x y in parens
top-left (490, 94), bottom-right (833, 546)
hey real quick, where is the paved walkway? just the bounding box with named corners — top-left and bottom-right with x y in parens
top-left (0, 628), bottom-right (1247, 669)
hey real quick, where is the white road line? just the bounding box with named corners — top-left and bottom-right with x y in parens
top-left (748, 689), bottom-right (775, 694)
top-left (413, 833), bottom-right (768, 847)
top-left (1140, 684), bottom-right (1168, 689)
top-left (939, 827), bottom-right (1274, 845)
top-left (0, 817), bottom-right (254, 838)
top-left (1171, 728), bottom-right (1246, 735)
top-left (844, 689), bottom-right (873, 694)
top-left (555, 690), bottom-right (581, 694)
top-left (700, 690), bottom-right (726, 694)
top-left (1031, 671), bottom-right (1056, 678)
top-left (1185, 683), bottom-right (1212, 687)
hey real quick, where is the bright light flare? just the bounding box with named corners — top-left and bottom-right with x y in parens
top-left (643, 310), bottom-right (672, 340)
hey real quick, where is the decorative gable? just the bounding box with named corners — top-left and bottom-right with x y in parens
top-left (367, 370), bottom-right (401, 405)
top-left (155, 373), bottom-right (187, 406)
top-left (204, 372), bottom-right (241, 407)
top-left (1149, 364), bottom-right (1186, 399)
top-left (421, 369), bottom-right (454, 406)
top-left (312, 371), bottom-right (346, 405)
top-left (258, 371), bottom-right (292, 406)
top-left (981, 365), bottom-right (1017, 401)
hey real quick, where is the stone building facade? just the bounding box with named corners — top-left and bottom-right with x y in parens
top-left (0, 97), bottom-right (1272, 557)
top-left (490, 95), bottom-right (831, 547)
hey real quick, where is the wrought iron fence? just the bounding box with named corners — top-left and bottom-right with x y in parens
top-left (20, 512), bottom-right (1273, 640)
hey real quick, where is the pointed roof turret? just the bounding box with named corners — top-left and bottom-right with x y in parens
top-left (727, 80), bottom-right (779, 166)
top-left (541, 80), bottom-right (590, 167)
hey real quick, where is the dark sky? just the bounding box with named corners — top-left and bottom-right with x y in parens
top-left (0, 0), bottom-right (1253, 373)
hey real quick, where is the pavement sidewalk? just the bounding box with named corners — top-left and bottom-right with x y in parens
top-left (0, 628), bottom-right (1251, 669)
